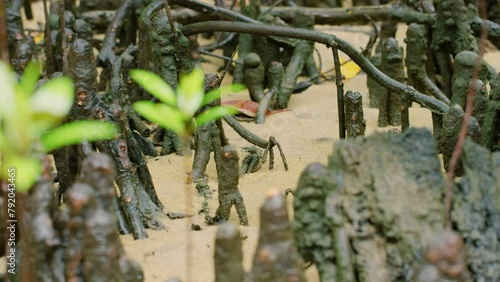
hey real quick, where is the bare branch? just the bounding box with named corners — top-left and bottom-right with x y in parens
top-left (181, 21), bottom-right (450, 114)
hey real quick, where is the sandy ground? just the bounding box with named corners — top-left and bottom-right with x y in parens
top-left (19, 3), bottom-right (500, 282)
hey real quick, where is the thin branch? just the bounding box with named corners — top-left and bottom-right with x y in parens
top-left (0, 0), bottom-right (8, 62)
top-left (331, 42), bottom-right (346, 139)
top-left (362, 15), bottom-right (379, 58)
top-left (198, 49), bottom-right (243, 65)
top-left (262, 0), bottom-right (284, 16)
top-left (180, 21), bottom-right (450, 114)
top-left (444, 0), bottom-right (488, 230)
top-left (218, 46), bottom-right (239, 87)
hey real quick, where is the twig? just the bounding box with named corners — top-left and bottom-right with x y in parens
top-left (444, 0), bottom-right (488, 230)
top-left (198, 49), bottom-right (243, 65)
top-left (218, 46), bottom-right (238, 87)
top-left (256, 89), bottom-right (274, 124)
top-left (42, 0), bottom-right (54, 74)
top-left (330, 42), bottom-right (345, 139)
top-left (180, 21), bottom-right (450, 114)
top-left (262, 0), bottom-right (284, 15)
top-left (419, 73), bottom-right (450, 104)
top-left (0, 0), bottom-right (8, 62)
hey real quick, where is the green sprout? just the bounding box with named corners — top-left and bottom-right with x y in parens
top-left (130, 67), bottom-right (244, 137)
top-left (0, 61), bottom-right (118, 192)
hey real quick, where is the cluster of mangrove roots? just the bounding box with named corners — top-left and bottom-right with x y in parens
top-left (213, 189), bottom-right (304, 282)
top-left (292, 128), bottom-right (500, 281)
top-left (1, 154), bottom-right (143, 281)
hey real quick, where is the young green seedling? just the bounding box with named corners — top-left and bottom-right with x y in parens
top-left (130, 67), bottom-right (244, 138)
top-left (0, 61), bottom-right (118, 192)
top-left (130, 67), bottom-right (244, 280)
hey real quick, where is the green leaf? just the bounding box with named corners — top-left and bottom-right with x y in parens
top-left (195, 106), bottom-right (239, 126)
top-left (29, 113), bottom-right (64, 137)
top-left (41, 121), bottom-right (118, 152)
top-left (177, 68), bottom-right (204, 116)
top-left (133, 101), bottom-right (186, 136)
top-left (31, 76), bottom-right (74, 118)
top-left (201, 84), bottom-right (246, 107)
top-left (0, 61), bottom-right (17, 121)
top-left (130, 69), bottom-right (176, 107)
top-left (19, 61), bottom-right (41, 97)
top-left (9, 90), bottom-right (31, 153)
top-left (4, 156), bottom-right (42, 192)
top-left (0, 130), bottom-right (13, 157)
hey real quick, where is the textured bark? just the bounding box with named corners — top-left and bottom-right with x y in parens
top-left (440, 105), bottom-right (482, 176)
top-left (293, 163), bottom-right (337, 281)
top-left (366, 54), bottom-right (383, 108)
top-left (214, 223), bottom-right (245, 282)
top-left (211, 146), bottom-right (248, 226)
top-left (378, 38), bottom-right (405, 127)
top-left (6, 7), bottom-right (34, 74)
top-left (191, 122), bottom-right (223, 182)
top-left (451, 141), bottom-right (500, 281)
top-left (451, 51), bottom-right (495, 111)
top-left (243, 53), bottom-right (265, 102)
top-left (63, 154), bottom-right (144, 281)
top-left (344, 90), bottom-right (366, 138)
top-left (481, 73), bottom-right (500, 151)
top-left (251, 189), bottom-right (304, 282)
top-left (138, 2), bottom-right (194, 156)
top-left (294, 128), bottom-right (453, 281)
top-left (20, 157), bottom-right (60, 282)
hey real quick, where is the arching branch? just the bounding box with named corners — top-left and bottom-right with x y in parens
top-left (180, 21), bottom-right (450, 114)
